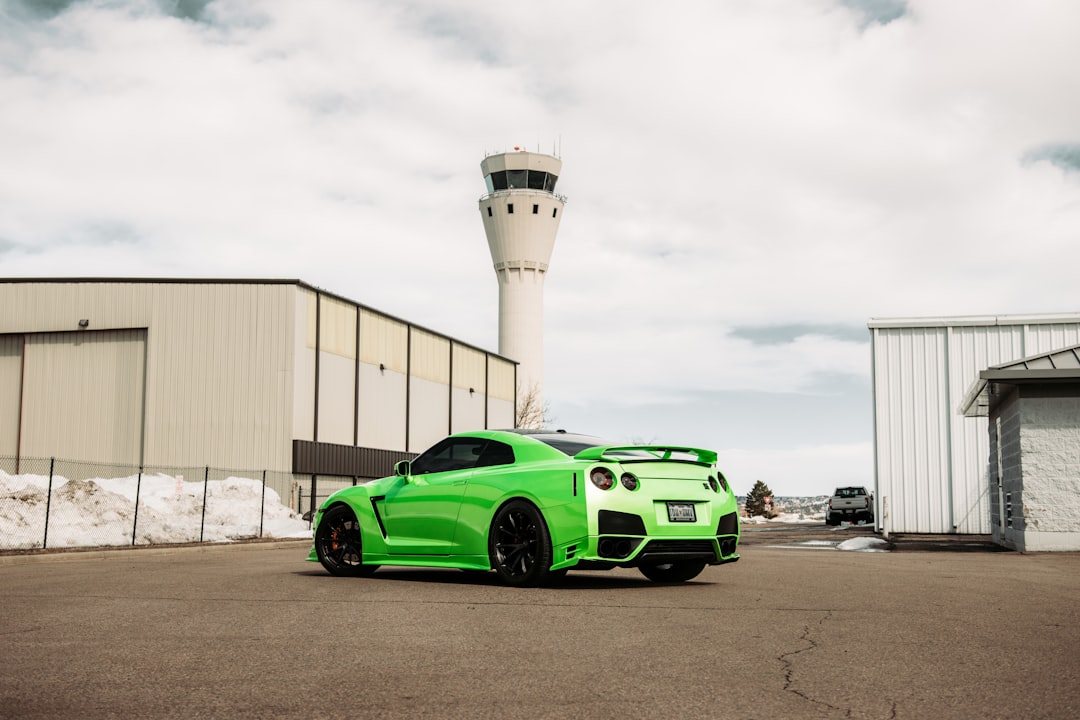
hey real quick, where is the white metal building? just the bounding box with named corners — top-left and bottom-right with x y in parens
top-left (0, 279), bottom-right (517, 512)
top-left (869, 313), bottom-right (1080, 534)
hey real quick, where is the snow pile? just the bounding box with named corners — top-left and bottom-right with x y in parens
top-left (836, 536), bottom-right (889, 552)
top-left (0, 470), bottom-right (311, 551)
top-left (740, 512), bottom-right (823, 525)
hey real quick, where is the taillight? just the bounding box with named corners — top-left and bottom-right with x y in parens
top-left (590, 468), bottom-right (615, 490)
top-left (716, 473), bottom-right (729, 492)
top-left (620, 473), bottom-right (639, 491)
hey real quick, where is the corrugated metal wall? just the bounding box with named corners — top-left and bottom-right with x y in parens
top-left (1, 279), bottom-right (518, 477)
top-left (871, 314), bottom-right (1080, 534)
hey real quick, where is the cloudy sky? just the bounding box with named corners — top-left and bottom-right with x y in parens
top-left (2, 0), bottom-right (1079, 496)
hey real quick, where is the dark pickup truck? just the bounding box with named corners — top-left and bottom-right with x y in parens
top-left (825, 486), bottom-right (874, 526)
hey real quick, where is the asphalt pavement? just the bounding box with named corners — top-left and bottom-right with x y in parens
top-left (1, 526), bottom-right (1078, 719)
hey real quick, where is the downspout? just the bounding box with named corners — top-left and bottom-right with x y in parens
top-left (869, 327), bottom-right (879, 531)
top-left (139, 329), bottom-right (149, 468)
top-left (353, 306), bottom-right (360, 447)
top-left (405, 326), bottom-right (412, 451)
top-left (448, 340), bottom-right (454, 435)
top-left (943, 327), bottom-right (956, 532)
top-left (310, 292), bottom-right (321, 520)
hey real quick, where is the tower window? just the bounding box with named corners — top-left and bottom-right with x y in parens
top-left (532, 204), bottom-right (539, 214)
top-left (506, 170), bottom-right (526, 189)
top-left (552, 208), bottom-right (558, 218)
top-left (507, 203), bottom-right (514, 214)
top-left (487, 206), bottom-right (492, 217)
top-left (482, 170), bottom-right (559, 195)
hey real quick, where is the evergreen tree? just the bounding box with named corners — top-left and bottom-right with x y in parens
top-left (745, 480), bottom-right (774, 517)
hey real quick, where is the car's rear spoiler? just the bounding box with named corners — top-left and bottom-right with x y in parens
top-left (574, 445), bottom-right (718, 466)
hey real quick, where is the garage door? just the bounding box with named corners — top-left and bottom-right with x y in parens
top-left (0, 335), bottom-right (22, 464)
top-left (16, 329), bottom-right (147, 467)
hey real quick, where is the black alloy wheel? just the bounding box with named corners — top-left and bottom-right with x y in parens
top-left (488, 500), bottom-right (554, 587)
top-left (638, 560), bottom-right (707, 583)
top-left (315, 504), bottom-right (379, 577)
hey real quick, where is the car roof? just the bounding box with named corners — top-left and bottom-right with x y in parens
top-left (450, 429), bottom-right (611, 458)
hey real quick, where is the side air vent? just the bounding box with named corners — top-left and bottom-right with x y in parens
top-left (598, 510), bottom-right (646, 536)
top-left (716, 511), bottom-right (739, 537)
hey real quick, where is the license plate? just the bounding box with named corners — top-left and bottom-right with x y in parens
top-left (667, 502), bottom-right (696, 522)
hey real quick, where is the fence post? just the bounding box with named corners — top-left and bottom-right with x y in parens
top-left (43, 457), bottom-right (55, 550)
top-left (132, 467), bottom-right (143, 546)
top-left (259, 470), bottom-right (267, 538)
top-left (199, 466), bottom-right (209, 543)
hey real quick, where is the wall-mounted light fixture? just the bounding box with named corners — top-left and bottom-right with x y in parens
top-left (469, 387), bottom-right (475, 396)
top-left (77, 319), bottom-right (89, 329)
top-left (379, 363), bottom-right (385, 374)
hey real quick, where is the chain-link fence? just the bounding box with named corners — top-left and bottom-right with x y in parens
top-left (0, 456), bottom-right (318, 552)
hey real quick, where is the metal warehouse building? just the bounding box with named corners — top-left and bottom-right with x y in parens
top-left (870, 313), bottom-right (1080, 534)
top-left (0, 278), bottom-right (517, 513)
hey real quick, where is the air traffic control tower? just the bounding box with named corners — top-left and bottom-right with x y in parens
top-left (478, 149), bottom-right (565, 425)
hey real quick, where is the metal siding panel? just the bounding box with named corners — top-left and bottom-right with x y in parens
top-left (20, 329), bottom-right (145, 465)
top-left (487, 398), bottom-right (514, 430)
top-left (0, 335), bottom-right (21, 455)
top-left (359, 310), bottom-right (408, 372)
top-left (410, 329), bottom-right (450, 384)
top-left (452, 344), bottom-right (486, 391)
top-left (488, 357), bottom-right (516, 402)
top-left (141, 282), bottom-right (295, 472)
top-left (451, 386), bottom-right (486, 434)
top-left (356, 362), bottom-right (406, 451)
top-left (293, 287), bottom-right (316, 443)
top-left (1025, 323), bottom-right (1080, 356)
top-left (408, 377), bottom-right (449, 452)
top-left (318, 351), bottom-right (355, 445)
top-left (319, 297), bottom-right (356, 359)
top-left (946, 326), bottom-right (1023, 533)
top-left (873, 327), bottom-right (951, 533)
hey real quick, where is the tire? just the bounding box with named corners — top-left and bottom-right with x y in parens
top-left (488, 500), bottom-right (553, 587)
top-left (314, 504), bottom-right (379, 577)
top-left (639, 560), bottom-right (707, 583)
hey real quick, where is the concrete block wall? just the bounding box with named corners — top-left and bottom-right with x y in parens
top-left (1020, 396), bottom-right (1080, 542)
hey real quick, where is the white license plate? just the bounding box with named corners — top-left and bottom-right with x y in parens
top-left (667, 502), bottom-right (696, 522)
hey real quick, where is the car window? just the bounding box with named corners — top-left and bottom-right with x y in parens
top-left (410, 438), bottom-right (489, 475)
top-left (475, 441), bottom-right (515, 468)
top-left (532, 435), bottom-right (615, 456)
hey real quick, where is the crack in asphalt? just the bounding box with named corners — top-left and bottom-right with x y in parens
top-left (778, 611), bottom-right (898, 720)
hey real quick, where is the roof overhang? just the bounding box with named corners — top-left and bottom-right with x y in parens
top-left (961, 369), bottom-right (1080, 417)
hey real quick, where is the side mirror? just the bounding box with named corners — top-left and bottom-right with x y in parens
top-left (394, 460), bottom-right (411, 478)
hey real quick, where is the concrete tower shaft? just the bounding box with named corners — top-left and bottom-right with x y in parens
top-left (478, 150), bottom-right (565, 423)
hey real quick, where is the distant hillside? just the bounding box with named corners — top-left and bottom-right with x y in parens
top-left (738, 495), bottom-right (829, 521)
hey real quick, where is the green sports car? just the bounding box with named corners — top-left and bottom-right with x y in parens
top-left (308, 429), bottom-right (740, 586)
